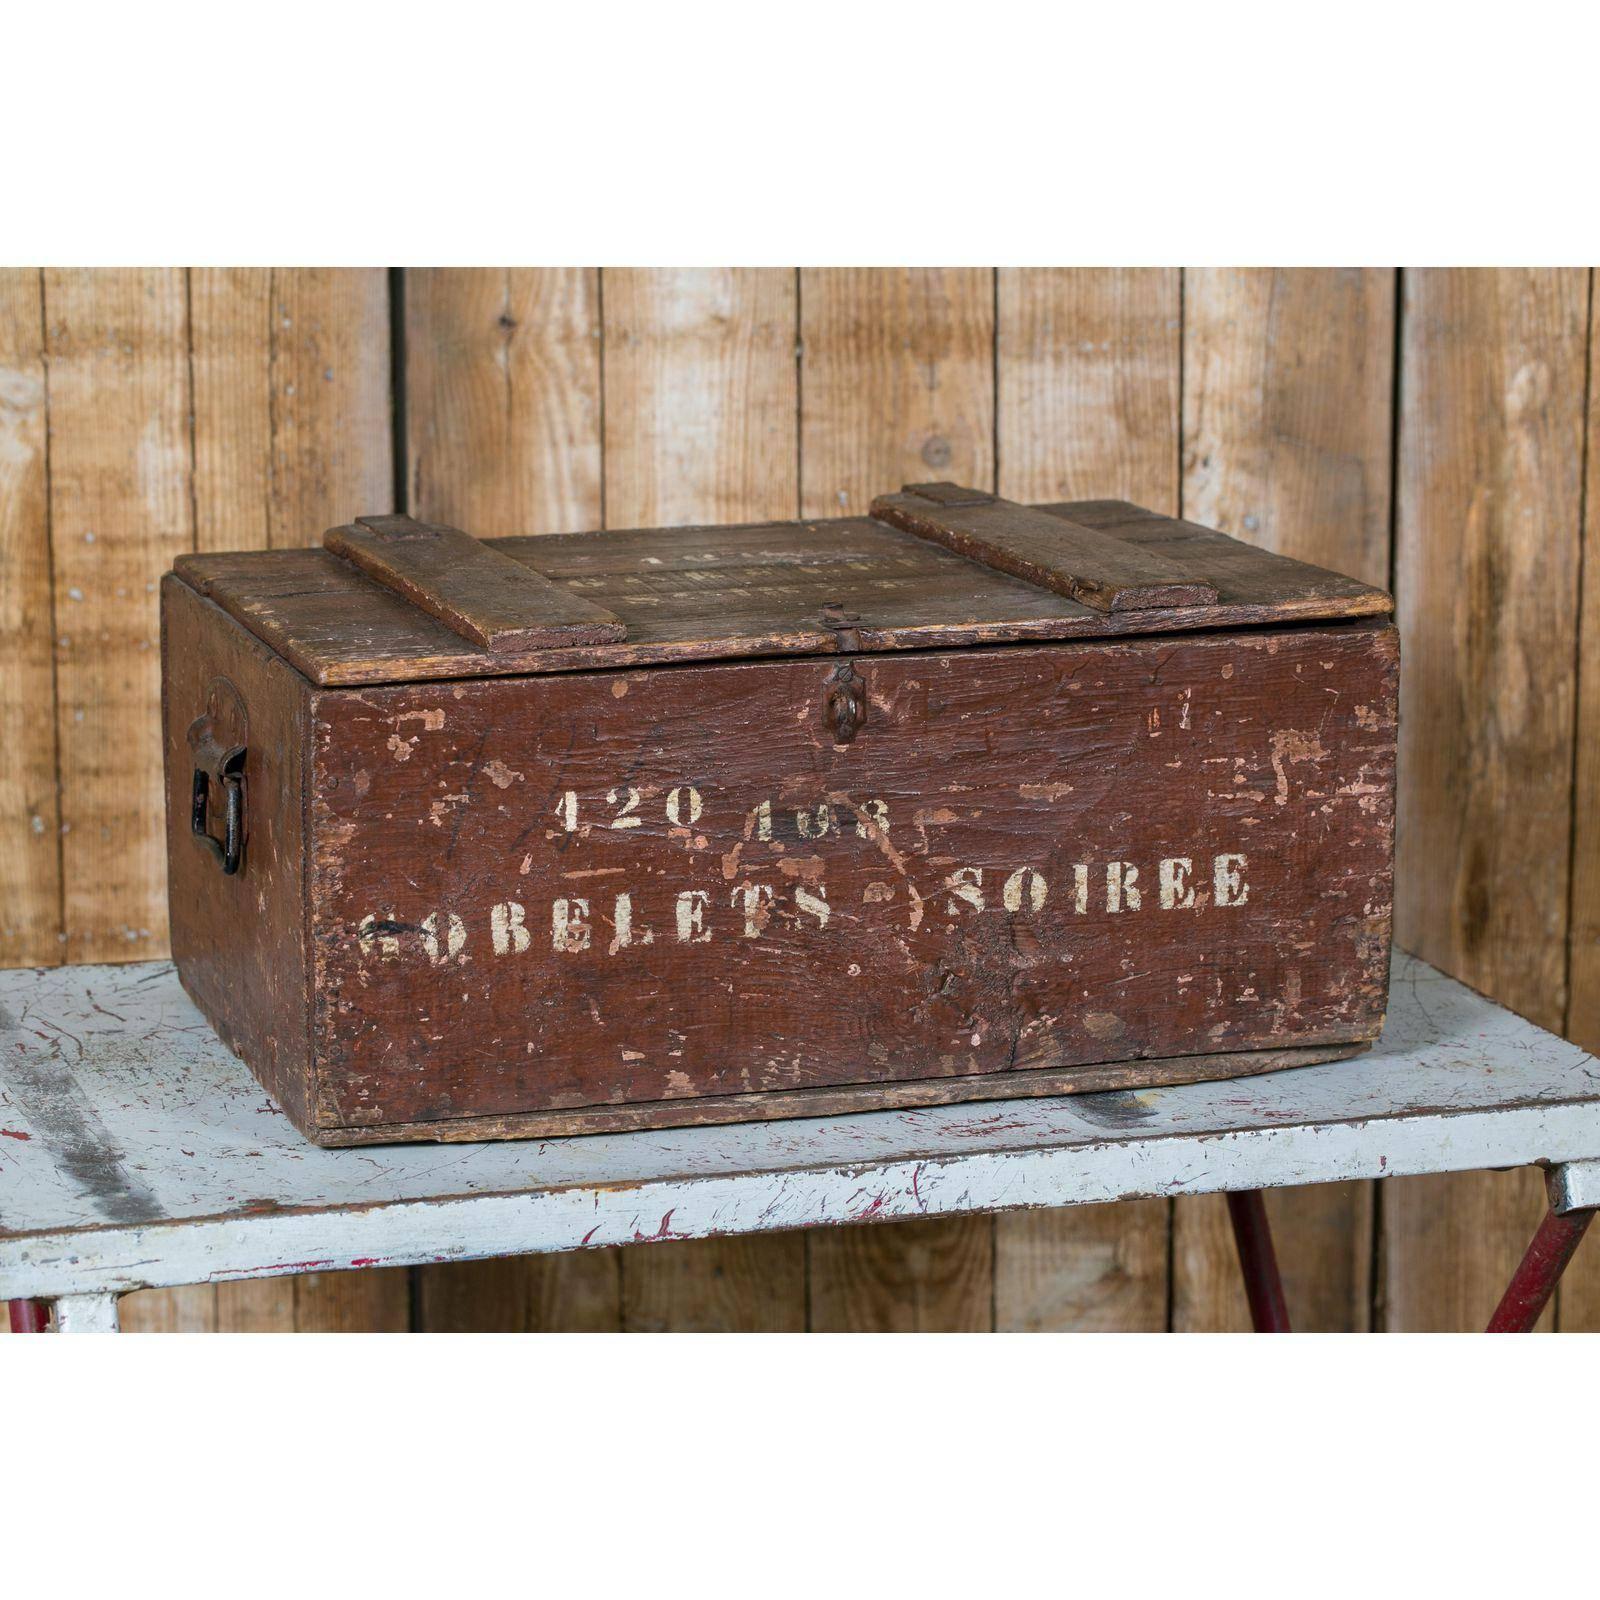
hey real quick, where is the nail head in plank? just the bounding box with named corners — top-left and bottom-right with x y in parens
top-left (873, 484), bottom-right (1220, 612)
top-left (324, 514), bottom-right (627, 653)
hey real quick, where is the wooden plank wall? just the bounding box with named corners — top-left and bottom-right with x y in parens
top-left (2, 266), bottom-right (1597, 1333)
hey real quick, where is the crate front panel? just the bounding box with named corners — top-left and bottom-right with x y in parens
top-left (306, 623), bottom-right (1397, 1129)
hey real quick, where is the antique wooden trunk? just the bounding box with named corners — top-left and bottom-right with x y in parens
top-left (162, 485), bottom-right (1397, 1147)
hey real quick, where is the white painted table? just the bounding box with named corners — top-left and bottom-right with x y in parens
top-left (4, 953), bottom-right (1598, 1331)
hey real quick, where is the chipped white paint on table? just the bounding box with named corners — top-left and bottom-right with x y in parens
top-left (3, 953), bottom-right (1599, 1331)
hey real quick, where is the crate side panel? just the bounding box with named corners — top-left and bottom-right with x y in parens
top-left (163, 578), bottom-right (314, 1132)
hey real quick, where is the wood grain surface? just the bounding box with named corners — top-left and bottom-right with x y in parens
top-left (190, 269), bottom-right (390, 552)
top-left (273, 617), bottom-right (1389, 1134)
top-left (0, 271), bottom-right (60, 971)
top-left (44, 271), bottom-right (198, 1338)
top-left (993, 269), bottom-right (1179, 1330)
top-left (45, 270), bottom-right (191, 967)
top-left (799, 269), bottom-right (998, 1330)
top-left (178, 505), bottom-right (1385, 689)
top-left (118, 268), bottom-right (397, 1334)
top-left (404, 268), bottom-right (603, 535)
top-left (403, 268), bottom-right (619, 1334)
top-left (872, 487), bottom-right (1218, 611)
top-left (799, 269), bottom-right (993, 518)
top-left (1175, 269), bottom-right (1396, 1331)
top-left (325, 514), bottom-right (626, 650)
top-left (416, 1255), bottom-right (622, 1333)
top-left (9, 266), bottom-right (1600, 1334)
top-left (603, 269), bottom-right (797, 530)
top-left (1564, 271), bottom-right (1600, 1331)
top-left (1567, 271), bottom-right (1600, 1064)
top-left (1388, 268), bottom-right (1589, 1331)
top-left (600, 268), bottom-right (805, 1331)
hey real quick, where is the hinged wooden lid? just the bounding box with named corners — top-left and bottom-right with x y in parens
top-left (171, 492), bottom-right (1392, 688)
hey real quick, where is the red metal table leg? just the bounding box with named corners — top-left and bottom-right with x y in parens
top-left (8, 1299), bottom-right (51, 1333)
top-left (1226, 1190), bottom-right (1291, 1332)
top-left (1487, 1207), bottom-right (1594, 1332)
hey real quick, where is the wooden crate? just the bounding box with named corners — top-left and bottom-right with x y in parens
top-left (164, 487), bottom-right (1396, 1146)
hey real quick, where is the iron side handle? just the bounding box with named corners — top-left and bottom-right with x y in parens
top-left (189, 719), bottom-right (246, 876)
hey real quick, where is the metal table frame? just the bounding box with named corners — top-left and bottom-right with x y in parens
top-left (4, 954), bottom-right (1597, 1333)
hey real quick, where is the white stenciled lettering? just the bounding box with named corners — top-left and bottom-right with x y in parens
top-left (1002, 867), bottom-right (1047, 913)
top-left (666, 786), bottom-right (703, 826)
top-left (1159, 858), bottom-right (1196, 910)
top-left (1214, 853), bottom-right (1249, 907)
top-left (551, 898), bottom-right (591, 953)
top-left (752, 799), bottom-right (773, 842)
top-left (795, 803), bottom-right (831, 840)
top-left (607, 787), bottom-right (643, 828)
top-left (363, 826), bottom-right (1261, 966)
top-left (676, 889), bottom-right (711, 943)
top-left (854, 798), bottom-right (890, 838)
top-left (555, 790), bottom-right (578, 832)
top-left (1106, 862), bottom-right (1142, 913)
top-left (610, 892), bottom-right (651, 954)
top-left (734, 882), bottom-right (774, 938)
top-left (490, 900), bottom-right (530, 955)
top-left (795, 885), bottom-right (830, 928)
top-left (945, 866), bottom-right (984, 915)
top-left (421, 911), bottom-right (467, 964)
top-left (358, 912), bottom-right (401, 960)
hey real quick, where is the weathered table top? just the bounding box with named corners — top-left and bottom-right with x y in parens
top-left (3, 953), bottom-right (1598, 1299)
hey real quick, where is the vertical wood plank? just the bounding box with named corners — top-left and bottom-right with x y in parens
top-left (1175, 268), bottom-right (1395, 1331)
top-left (604, 267), bottom-right (806, 1331)
top-left (215, 1278), bottom-right (295, 1332)
top-left (402, 268), bottom-right (621, 1332)
top-left (1386, 268), bottom-right (1589, 1331)
top-left (992, 268), bottom-right (1177, 1332)
top-left (799, 268), bottom-right (994, 515)
top-left (416, 1254), bottom-right (622, 1332)
top-left (0, 270), bottom-right (62, 969)
top-left (1184, 269), bottom-right (1395, 589)
top-left (189, 269), bottom-right (272, 550)
top-left (191, 268), bottom-right (391, 551)
top-left (1556, 269), bottom-right (1600, 1332)
top-left (293, 1269), bottom-right (410, 1333)
top-left (50, 269), bottom-right (206, 1335)
top-left (809, 1217), bottom-right (993, 1333)
top-left (129, 269), bottom-right (396, 1335)
top-left (268, 271), bottom-right (392, 545)
top-left (603, 269), bottom-right (798, 530)
top-left (799, 267), bottom-right (997, 1331)
top-left (1565, 269), bottom-right (1600, 1057)
top-left (119, 1289), bottom-right (216, 1333)
top-left (996, 267), bottom-right (1180, 511)
top-left (45, 269), bottom-right (190, 965)
top-left (406, 268), bottom-right (603, 534)
top-left (623, 1238), bottom-right (804, 1333)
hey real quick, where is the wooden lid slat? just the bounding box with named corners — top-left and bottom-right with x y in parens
top-left (323, 515), bottom-right (627, 653)
top-left (873, 484), bottom-right (1220, 612)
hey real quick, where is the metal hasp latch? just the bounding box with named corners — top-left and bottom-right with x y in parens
top-left (189, 717), bottom-right (246, 876)
top-left (819, 603), bottom-right (867, 744)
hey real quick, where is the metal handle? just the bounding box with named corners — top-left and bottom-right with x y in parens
top-left (189, 723), bottom-right (246, 876)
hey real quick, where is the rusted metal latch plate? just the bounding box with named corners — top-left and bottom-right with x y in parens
top-left (818, 603), bottom-right (867, 743)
